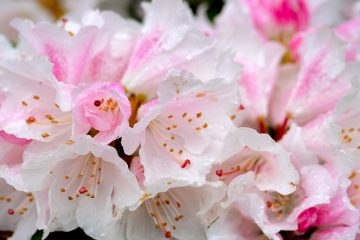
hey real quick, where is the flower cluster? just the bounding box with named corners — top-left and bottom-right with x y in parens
top-left (1, 0), bottom-right (360, 239)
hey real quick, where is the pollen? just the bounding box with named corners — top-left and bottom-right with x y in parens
top-left (33, 95), bottom-right (40, 100)
top-left (349, 172), bottom-right (357, 179)
top-left (196, 92), bottom-right (206, 98)
top-left (65, 140), bottom-right (74, 145)
top-left (21, 101), bottom-right (28, 106)
top-left (182, 112), bottom-right (187, 118)
top-left (196, 112), bottom-right (202, 118)
top-left (45, 114), bottom-right (54, 121)
top-left (41, 133), bottom-right (50, 138)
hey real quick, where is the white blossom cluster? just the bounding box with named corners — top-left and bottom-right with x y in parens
top-left (1, 0), bottom-right (360, 239)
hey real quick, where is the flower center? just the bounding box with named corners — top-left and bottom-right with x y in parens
top-left (144, 191), bottom-right (184, 239)
top-left (215, 154), bottom-right (265, 181)
top-left (266, 192), bottom-right (294, 220)
top-left (57, 154), bottom-right (103, 201)
top-left (0, 191), bottom-right (34, 217)
top-left (93, 98), bottom-right (119, 113)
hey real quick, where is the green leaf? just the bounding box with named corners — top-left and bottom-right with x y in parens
top-left (31, 230), bottom-right (43, 240)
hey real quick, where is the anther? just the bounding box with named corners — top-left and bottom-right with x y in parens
top-left (41, 133), bottom-right (50, 138)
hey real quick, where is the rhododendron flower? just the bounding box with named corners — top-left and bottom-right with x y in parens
top-left (210, 128), bottom-right (299, 195)
top-left (72, 82), bottom-right (131, 143)
top-left (103, 158), bottom-right (226, 240)
top-left (0, 57), bottom-right (131, 144)
top-left (104, 182), bottom-right (225, 240)
top-left (21, 135), bottom-right (142, 238)
top-left (122, 69), bottom-right (239, 190)
top-left (215, 3), bottom-right (355, 135)
top-left (225, 0), bottom-right (351, 43)
top-left (0, 178), bottom-right (38, 240)
top-left (0, 0), bottom-right (360, 239)
top-left (270, 27), bottom-right (354, 127)
top-left (0, 0), bottom-right (52, 42)
top-left (0, 129), bottom-right (36, 240)
top-left (0, 57), bottom-right (72, 142)
top-left (11, 10), bottom-right (139, 86)
top-left (118, 0), bottom-right (241, 102)
top-left (211, 164), bottom-right (336, 240)
top-left (296, 176), bottom-right (359, 240)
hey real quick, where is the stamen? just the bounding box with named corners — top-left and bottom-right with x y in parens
top-left (216, 155), bottom-right (263, 179)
